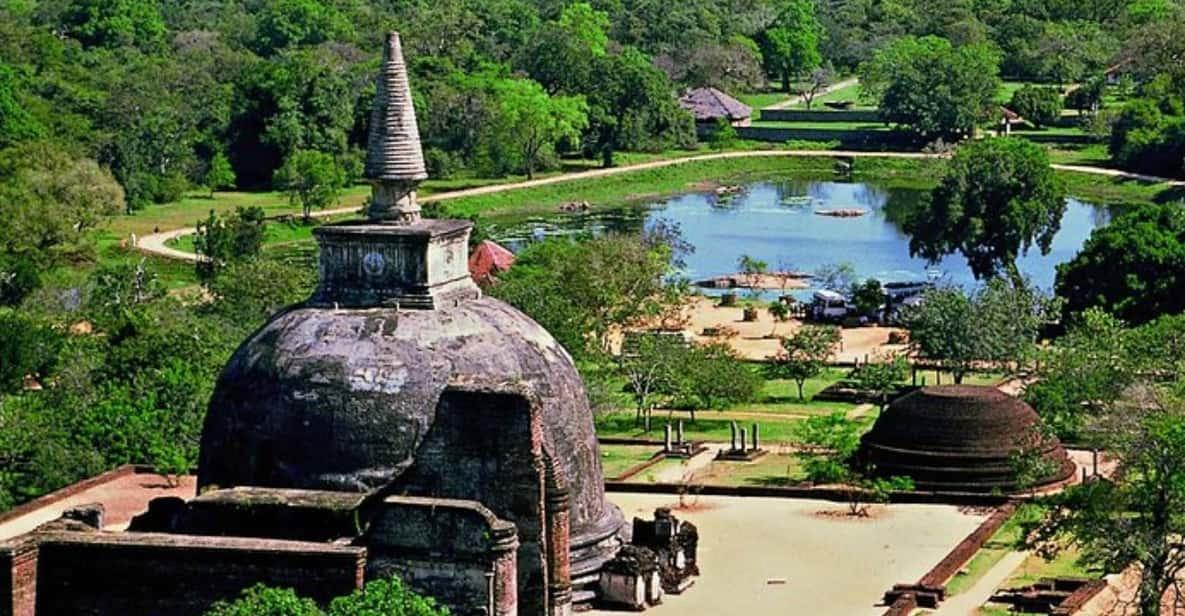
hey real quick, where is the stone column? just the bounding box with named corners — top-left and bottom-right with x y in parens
top-left (729, 421), bottom-right (738, 451)
top-left (545, 480), bottom-right (573, 616)
top-left (490, 525), bottom-right (520, 616)
top-left (663, 424), bottom-right (672, 453)
top-left (739, 428), bottom-right (747, 452)
top-left (676, 421), bottom-right (684, 448)
top-left (751, 424), bottom-right (760, 451)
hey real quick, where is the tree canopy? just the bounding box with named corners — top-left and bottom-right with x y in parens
top-left (1056, 202), bottom-right (1185, 325)
top-left (859, 35), bottom-right (1001, 141)
top-left (906, 138), bottom-right (1065, 283)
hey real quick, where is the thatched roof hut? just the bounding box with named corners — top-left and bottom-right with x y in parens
top-left (678, 87), bottom-right (752, 127)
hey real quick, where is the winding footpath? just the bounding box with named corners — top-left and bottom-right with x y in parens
top-left (135, 150), bottom-right (1185, 263)
top-left (763, 76), bottom-right (860, 110)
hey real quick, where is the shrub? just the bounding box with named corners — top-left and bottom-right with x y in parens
top-left (1008, 85), bottom-right (1062, 128)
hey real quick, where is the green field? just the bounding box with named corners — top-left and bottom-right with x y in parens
top-left (788, 81), bottom-right (869, 110)
top-left (599, 444), bottom-right (661, 478)
top-left (687, 453), bottom-right (807, 487)
top-left (945, 504), bottom-right (1044, 597)
top-left (738, 91), bottom-right (793, 110)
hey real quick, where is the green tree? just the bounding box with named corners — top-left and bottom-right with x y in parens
top-left (587, 47), bottom-right (695, 167)
top-left (768, 301), bottom-right (792, 336)
top-left (906, 138), bottom-right (1065, 284)
top-left (0, 143), bottom-right (125, 266)
top-left (849, 278), bottom-right (884, 319)
top-left (767, 325), bottom-right (842, 400)
top-left (489, 232), bottom-right (683, 359)
top-left (859, 35), bottom-right (1001, 141)
top-left (205, 584), bottom-right (323, 616)
top-left (192, 207), bottom-right (267, 281)
top-left (1028, 388), bottom-right (1185, 616)
top-left (677, 342), bottom-right (762, 421)
top-left (206, 153), bottom-right (237, 197)
top-left (0, 309), bottom-right (62, 395)
top-left (760, 0), bottom-right (825, 92)
top-left (491, 79), bottom-right (587, 179)
top-left (852, 353), bottom-right (908, 410)
top-left (0, 63), bottom-right (42, 147)
top-left (707, 118), bottom-right (739, 151)
top-left (737, 254), bottom-right (768, 298)
top-left (1008, 85), bottom-right (1063, 128)
top-left (813, 262), bottom-right (857, 293)
top-left (60, 0), bottom-right (166, 50)
top-left (275, 150), bottom-right (344, 221)
top-left (905, 280), bottom-right (1053, 383)
top-left (1056, 202), bottom-right (1185, 324)
top-left (205, 258), bottom-right (317, 323)
top-left (795, 411), bottom-right (914, 515)
top-left (254, 0), bottom-right (354, 55)
top-left (328, 574), bottom-right (449, 616)
top-left (618, 333), bottom-right (685, 427)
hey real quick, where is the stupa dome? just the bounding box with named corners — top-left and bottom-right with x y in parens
top-left (860, 385), bottom-right (1075, 492)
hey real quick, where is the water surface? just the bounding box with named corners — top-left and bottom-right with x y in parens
top-left (490, 179), bottom-right (1108, 295)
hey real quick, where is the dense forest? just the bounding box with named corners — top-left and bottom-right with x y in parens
top-left (2, 0), bottom-right (1183, 210)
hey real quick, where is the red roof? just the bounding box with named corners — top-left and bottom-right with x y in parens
top-left (469, 240), bottom-right (516, 285)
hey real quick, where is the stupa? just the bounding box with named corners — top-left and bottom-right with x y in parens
top-left (197, 32), bottom-right (628, 613)
top-left (860, 385), bottom-right (1075, 492)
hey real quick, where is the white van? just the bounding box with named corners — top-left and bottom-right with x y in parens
top-left (810, 290), bottom-right (849, 322)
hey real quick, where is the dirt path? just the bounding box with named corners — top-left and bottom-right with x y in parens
top-left (134, 150), bottom-right (1185, 263)
top-left (764, 77), bottom-right (861, 110)
top-left (934, 551), bottom-right (1028, 615)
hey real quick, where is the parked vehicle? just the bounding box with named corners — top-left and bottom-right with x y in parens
top-left (810, 289), bottom-right (850, 322)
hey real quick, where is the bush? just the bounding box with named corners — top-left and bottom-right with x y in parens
top-left (205, 585), bottom-right (322, 616)
top-left (1009, 85), bottom-right (1062, 128)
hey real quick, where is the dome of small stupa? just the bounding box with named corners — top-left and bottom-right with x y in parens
top-left (860, 385), bottom-right (1075, 492)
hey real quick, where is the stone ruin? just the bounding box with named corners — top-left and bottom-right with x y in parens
top-left (598, 508), bottom-right (699, 610)
top-left (715, 420), bottom-right (765, 461)
top-left (0, 31), bottom-right (700, 616)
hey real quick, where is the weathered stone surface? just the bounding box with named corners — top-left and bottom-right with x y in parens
top-left (199, 295), bottom-right (627, 596)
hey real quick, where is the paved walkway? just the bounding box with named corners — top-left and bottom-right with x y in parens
top-left (134, 150), bottom-right (1185, 264)
top-left (934, 551), bottom-right (1029, 615)
top-left (764, 77), bottom-right (860, 110)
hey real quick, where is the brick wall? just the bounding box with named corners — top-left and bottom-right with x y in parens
top-left (31, 531), bottom-right (364, 616)
top-left (0, 540), bottom-right (38, 616)
top-left (759, 109), bottom-right (882, 123)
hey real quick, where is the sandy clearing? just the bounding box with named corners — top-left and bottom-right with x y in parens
top-left (681, 296), bottom-right (907, 362)
top-left (593, 492), bottom-right (987, 616)
top-left (0, 472), bottom-right (196, 540)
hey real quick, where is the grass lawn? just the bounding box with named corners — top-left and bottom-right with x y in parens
top-left (908, 370), bottom-right (1006, 388)
top-left (788, 81), bottom-right (869, 110)
top-left (750, 120), bottom-right (890, 131)
top-left (596, 411), bottom-right (808, 444)
top-left (738, 91), bottom-right (793, 110)
top-left (1046, 143), bottom-right (1111, 167)
top-left (945, 504), bottom-right (1044, 597)
top-left (599, 444), bottom-right (661, 478)
top-left (1002, 545), bottom-right (1094, 589)
top-left (688, 453), bottom-right (807, 487)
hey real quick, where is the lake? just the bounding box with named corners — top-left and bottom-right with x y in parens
top-left (489, 179), bottom-right (1109, 296)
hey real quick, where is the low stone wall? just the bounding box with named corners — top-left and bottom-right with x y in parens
top-left (20, 531), bottom-right (365, 616)
top-left (364, 496), bottom-right (519, 616)
top-left (605, 481), bottom-right (1013, 507)
top-left (1052, 579), bottom-right (1109, 615)
top-left (759, 109), bottom-right (882, 123)
top-left (737, 126), bottom-right (913, 149)
top-left (918, 501), bottom-right (1018, 588)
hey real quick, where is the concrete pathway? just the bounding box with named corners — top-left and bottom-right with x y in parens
top-left (934, 551), bottom-right (1029, 615)
top-left (133, 150), bottom-right (1185, 264)
top-left (764, 77), bottom-right (860, 110)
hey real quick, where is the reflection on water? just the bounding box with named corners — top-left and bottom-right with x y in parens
top-left (488, 179), bottom-right (1108, 294)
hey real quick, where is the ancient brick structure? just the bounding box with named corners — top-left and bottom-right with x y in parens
top-left (860, 385), bottom-right (1075, 492)
top-left (194, 30), bottom-right (628, 615)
